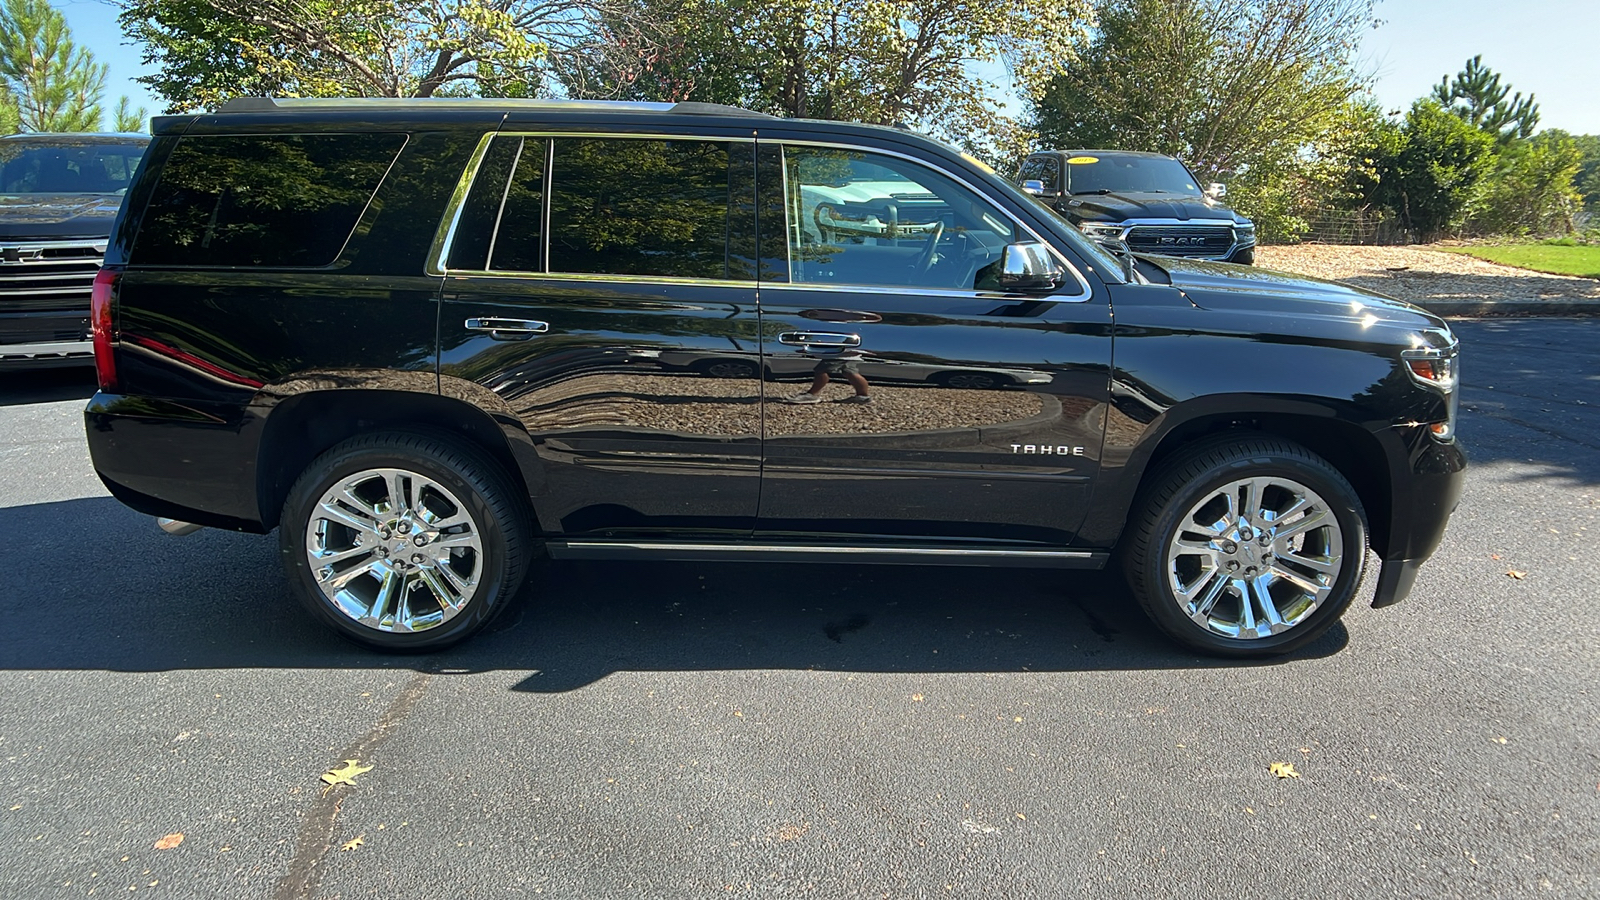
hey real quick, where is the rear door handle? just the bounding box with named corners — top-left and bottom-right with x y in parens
top-left (465, 317), bottom-right (549, 340)
top-left (777, 331), bottom-right (861, 348)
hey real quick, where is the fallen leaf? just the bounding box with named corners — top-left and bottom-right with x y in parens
top-left (1493, 736), bottom-right (1508, 744)
top-left (339, 835), bottom-right (364, 852)
top-left (1490, 554), bottom-right (1502, 560)
top-left (1269, 762), bottom-right (1300, 779)
top-left (320, 760), bottom-right (374, 787)
top-left (153, 833), bottom-right (184, 851)
top-left (1506, 570), bottom-right (1526, 580)
top-left (1015, 813), bottom-right (1026, 820)
top-left (911, 693), bottom-right (924, 702)
top-left (1013, 716), bottom-right (1023, 723)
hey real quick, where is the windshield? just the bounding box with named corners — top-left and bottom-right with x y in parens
top-left (1065, 154), bottom-right (1199, 195)
top-left (1016, 190), bottom-right (1126, 277)
top-left (0, 141), bottom-right (148, 194)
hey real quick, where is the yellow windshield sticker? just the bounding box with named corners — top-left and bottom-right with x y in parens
top-left (960, 152), bottom-right (996, 174)
top-left (1066, 156), bottom-right (1099, 164)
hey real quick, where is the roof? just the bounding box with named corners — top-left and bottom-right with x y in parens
top-left (1, 132), bottom-right (150, 142)
top-left (1037, 149), bottom-right (1176, 160)
top-left (216, 97), bottom-right (773, 119)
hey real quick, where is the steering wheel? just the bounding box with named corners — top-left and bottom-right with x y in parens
top-left (913, 220), bottom-right (945, 276)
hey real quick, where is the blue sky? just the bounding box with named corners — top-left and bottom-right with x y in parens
top-left (51, 0), bottom-right (1600, 135)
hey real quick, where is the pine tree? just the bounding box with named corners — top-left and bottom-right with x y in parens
top-left (1431, 55), bottom-right (1539, 143)
top-left (0, 0), bottom-right (108, 131)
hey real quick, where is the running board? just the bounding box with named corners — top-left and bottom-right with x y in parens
top-left (546, 540), bottom-right (1108, 569)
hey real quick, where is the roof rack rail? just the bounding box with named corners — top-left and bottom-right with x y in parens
top-left (213, 97), bottom-right (773, 118)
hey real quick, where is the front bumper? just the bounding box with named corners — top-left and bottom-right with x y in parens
top-left (1372, 433), bottom-right (1468, 607)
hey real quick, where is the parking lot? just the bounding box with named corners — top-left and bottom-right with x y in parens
top-left (1, 317), bottom-right (1596, 899)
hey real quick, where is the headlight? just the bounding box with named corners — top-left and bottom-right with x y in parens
top-left (1078, 223), bottom-right (1123, 239)
top-left (1402, 347), bottom-right (1460, 440)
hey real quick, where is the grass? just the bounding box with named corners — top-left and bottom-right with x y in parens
top-left (1439, 241), bottom-right (1600, 278)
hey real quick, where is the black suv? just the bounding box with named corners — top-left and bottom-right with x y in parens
top-left (1018, 150), bottom-right (1256, 264)
top-left (86, 98), bottom-right (1463, 656)
top-left (1, 133), bottom-right (150, 367)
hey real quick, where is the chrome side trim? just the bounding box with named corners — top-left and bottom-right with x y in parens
top-left (762, 464), bottom-right (1091, 483)
top-left (437, 270), bottom-right (761, 289)
top-left (547, 541), bottom-right (1106, 568)
top-left (561, 542), bottom-right (1095, 558)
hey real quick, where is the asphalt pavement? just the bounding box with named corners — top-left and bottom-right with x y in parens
top-left (1, 318), bottom-right (1596, 899)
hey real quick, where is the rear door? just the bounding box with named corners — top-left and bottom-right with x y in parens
top-left (753, 139), bottom-right (1113, 546)
top-left (435, 132), bottom-right (764, 538)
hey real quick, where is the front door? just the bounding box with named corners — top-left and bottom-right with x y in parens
top-left (754, 141), bottom-right (1113, 546)
top-left (437, 133), bottom-right (764, 537)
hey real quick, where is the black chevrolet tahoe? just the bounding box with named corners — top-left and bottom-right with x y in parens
top-left (85, 98), bottom-right (1464, 656)
top-left (1, 133), bottom-right (149, 367)
top-left (1018, 150), bottom-right (1257, 264)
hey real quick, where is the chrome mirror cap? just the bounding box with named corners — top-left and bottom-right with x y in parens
top-left (1020, 179), bottom-right (1046, 196)
top-left (998, 242), bottom-right (1061, 291)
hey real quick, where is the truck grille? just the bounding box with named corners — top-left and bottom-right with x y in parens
top-left (1124, 225), bottom-right (1235, 258)
top-left (0, 240), bottom-right (106, 314)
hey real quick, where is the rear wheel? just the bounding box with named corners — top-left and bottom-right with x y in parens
top-left (1121, 435), bottom-right (1367, 657)
top-left (279, 432), bottom-right (530, 651)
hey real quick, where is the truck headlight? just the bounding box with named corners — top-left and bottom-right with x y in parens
top-left (1078, 223), bottom-right (1123, 240)
top-left (1402, 348), bottom-right (1460, 440)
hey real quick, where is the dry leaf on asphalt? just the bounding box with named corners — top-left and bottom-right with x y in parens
top-left (1269, 762), bottom-right (1301, 779)
top-left (321, 760), bottom-right (374, 787)
top-left (1507, 570), bottom-right (1526, 580)
top-left (340, 835), bottom-right (364, 852)
top-left (153, 833), bottom-right (184, 850)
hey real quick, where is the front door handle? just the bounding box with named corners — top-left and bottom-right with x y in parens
top-left (778, 331), bottom-right (861, 348)
top-left (465, 317), bottom-right (549, 340)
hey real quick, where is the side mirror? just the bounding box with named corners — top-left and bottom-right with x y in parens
top-left (998, 242), bottom-right (1061, 291)
top-left (1020, 179), bottom-right (1046, 196)
top-left (1206, 182), bottom-right (1227, 200)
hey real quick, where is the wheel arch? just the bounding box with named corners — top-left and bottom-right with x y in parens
top-left (254, 388), bottom-right (542, 532)
top-left (1098, 400), bottom-right (1397, 558)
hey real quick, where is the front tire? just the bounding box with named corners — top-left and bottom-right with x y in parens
top-left (1121, 435), bottom-right (1367, 657)
top-left (279, 432), bottom-right (530, 651)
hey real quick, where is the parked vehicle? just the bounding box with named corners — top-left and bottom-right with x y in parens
top-left (1, 133), bottom-right (150, 367)
top-left (1017, 150), bottom-right (1256, 264)
top-left (85, 98), bottom-right (1463, 657)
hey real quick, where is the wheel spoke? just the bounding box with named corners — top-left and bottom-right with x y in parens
top-left (420, 566), bottom-right (467, 614)
top-left (365, 564), bottom-right (403, 627)
top-left (1277, 549), bottom-right (1339, 575)
top-left (1269, 564), bottom-right (1328, 600)
top-left (310, 543), bottom-right (374, 567)
top-left (383, 470), bottom-right (412, 515)
top-left (315, 501), bottom-right (383, 539)
top-left (1187, 570), bottom-right (1230, 623)
top-left (1248, 576), bottom-right (1288, 634)
top-left (320, 556), bottom-right (380, 590)
top-left (1233, 578), bottom-right (1256, 633)
top-left (1239, 478), bottom-right (1267, 523)
top-left (1274, 507), bottom-right (1330, 541)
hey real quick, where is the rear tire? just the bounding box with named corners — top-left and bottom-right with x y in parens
top-left (279, 432), bottom-right (530, 651)
top-left (1120, 434), bottom-right (1367, 657)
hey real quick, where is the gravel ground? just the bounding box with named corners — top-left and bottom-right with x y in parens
top-left (1256, 244), bottom-right (1600, 304)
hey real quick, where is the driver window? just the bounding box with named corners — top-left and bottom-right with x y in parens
top-left (781, 146), bottom-right (1015, 291)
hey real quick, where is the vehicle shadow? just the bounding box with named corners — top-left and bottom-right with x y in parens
top-left (2, 496), bottom-right (1348, 685)
top-left (0, 367), bottom-right (97, 406)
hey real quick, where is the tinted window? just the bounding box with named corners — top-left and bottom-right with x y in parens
top-left (134, 133), bottom-right (405, 268)
top-left (0, 140), bottom-right (147, 194)
top-left (489, 138), bottom-right (546, 273)
top-left (549, 138), bottom-right (736, 279)
top-left (1019, 155), bottom-right (1059, 193)
top-left (447, 136), bottom-right (521, 271)
top-left (781, 146), bottom-right (1014, 291)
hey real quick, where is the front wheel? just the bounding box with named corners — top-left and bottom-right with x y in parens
top-left (1121, 435), bottom-right (1367, 657)
top-left (279, 432), bottom-right (530, 651)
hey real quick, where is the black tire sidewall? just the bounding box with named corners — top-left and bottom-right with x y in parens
top-left (279, 435), bottom-right (525, 652)
top-left (1128, 444), bottom-right (1367, 657)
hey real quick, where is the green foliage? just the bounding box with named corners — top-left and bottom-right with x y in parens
top-left (1467, 130), bottom-right (1582, 236)
top-left (0, 89), bottom-right (19, 134)
top-left (0, 0), bottom-right (107, 131)
top-left (1027, 0), bottom-right (1375, 241)
top-left (112, 96), bottom-right (148, 133)
top-left (1432, 55), bottom-right (1538, 143)
top-left (1572, 133), bottom-right (1600, 215)
top-left (1439, 242), bottom-right (1600, 279)
top-left (591, 0), bottom-right (1093, 161)
top-left (119, 0), bottom-right (639, 109)
top-left (1367, 100), bottom-right (1496, 241)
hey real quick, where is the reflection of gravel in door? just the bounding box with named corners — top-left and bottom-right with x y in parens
top-left (512, 372), bottom-right (1046, 437)
top-left (764, 386), bottom-right (1044, 436)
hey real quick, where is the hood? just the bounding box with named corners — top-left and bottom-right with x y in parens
top-left (0, 193), bottom-right (124, 240)
top-left (1065, 191), bottom-right (1237, 224)
top-left (1151, 256), bottom-right (1448, 331)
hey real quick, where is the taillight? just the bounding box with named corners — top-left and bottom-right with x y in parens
top-left (91, 267), bottom-right (121, 391)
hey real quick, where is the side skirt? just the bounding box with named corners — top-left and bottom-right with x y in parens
top-left (545, 540), bottom-right (1109, 569)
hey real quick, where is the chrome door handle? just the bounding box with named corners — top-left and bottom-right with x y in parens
top-left (777, 331), bottom-right (861, 347)
top-left (465, 317), bottom-right (549, 339)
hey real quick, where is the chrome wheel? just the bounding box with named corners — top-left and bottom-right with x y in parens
top-left (1164, 475), bottom-right (1344, 640)
top-left (940, 372), bottom-right (1000, 390)
top-left (303, 467), bottom-right (484, 633)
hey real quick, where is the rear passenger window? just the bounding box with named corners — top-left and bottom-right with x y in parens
top-left (548, 138), bottom-right (738, 280)
top-left (133, 133), bottom-right (405, 268)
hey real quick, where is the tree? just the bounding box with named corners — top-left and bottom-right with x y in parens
top-left (120, 0), bottom-right (670, 109)
top-left (0, 0), bottom-right (107, 131)
top-left (1466, 129), bottom-right (1581, 235)
top-left (1571, 133), bottom-right (1600, 216)
top-left (1431, 55), bottom-right (1538, 143)
top-left (0, 89), bottom-right (19, 134)
top-left (587, 0), bottom-right (1092, 160)
top-left (1027, 0), bottom-right (1375, 239)
top-left (1368, 99), bottom-right (1495, 241)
